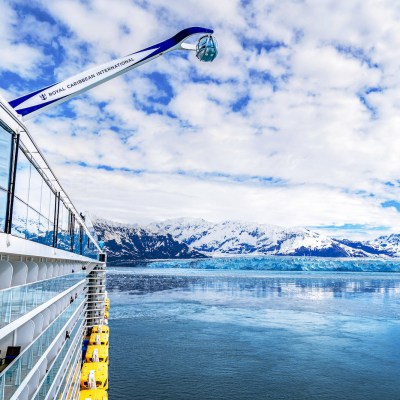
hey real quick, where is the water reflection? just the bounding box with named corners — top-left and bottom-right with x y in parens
top-left (107, 267), bottom-right (400, 400)
top-left (107, 268), bottom-right (400, 320)
top-left (107, 269), bottom-right (400, 297)
top-left (107, 273), bottom-right (193, 294)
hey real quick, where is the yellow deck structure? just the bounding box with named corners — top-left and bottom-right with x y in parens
top-left (89, 332), bottom-right (109, 346)
top-left (85, 345), bottom-right (109, 364)
top-left (79, 389), bottom-right (108, 400)
top-left (92, 325), bottom-right (110, 334)
top-left (80, 297), bottom-right (110, 397)
top-left (80, 362), bottom-right (109, 390)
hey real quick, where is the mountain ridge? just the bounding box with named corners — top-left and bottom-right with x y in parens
top-left (94, 217), bottom-right (400, 262)
top-left (148, 218), bottom-right (394, 258)
top-left (94, 218), bottom-right (208, 265)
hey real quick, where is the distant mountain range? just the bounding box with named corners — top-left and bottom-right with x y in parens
top-left (94, 219), bottom-right (207, 265)
top-left (93, 218), bottom-right (400, 264)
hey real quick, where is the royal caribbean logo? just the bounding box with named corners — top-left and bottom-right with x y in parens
top-left (39, 93), bottom-right (47, 101)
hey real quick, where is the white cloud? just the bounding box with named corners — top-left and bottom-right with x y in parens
top-left (3, 0), bottom-right (400, 239)
top-left (0, 2), bottom-right (47, 80)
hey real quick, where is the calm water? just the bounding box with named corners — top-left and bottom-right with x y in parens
top-left (107, 259), bottom-right (400, 400)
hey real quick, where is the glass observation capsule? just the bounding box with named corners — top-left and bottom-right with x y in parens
top-left (196, 35), bottom-right (218, 62)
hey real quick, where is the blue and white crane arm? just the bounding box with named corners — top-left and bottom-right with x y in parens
top-left (9, 27), bottom-right (217, 121)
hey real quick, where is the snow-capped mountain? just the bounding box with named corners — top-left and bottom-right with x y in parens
top-left (94, 217), bottom-right (400, 261)
top-left (366, 234), bottom-right (400, 257)
top-left (148, 218), bottom-right (395, 258)
top-left (94, 219), bottom-right (207, 265)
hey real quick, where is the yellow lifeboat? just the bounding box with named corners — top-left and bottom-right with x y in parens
top-left (80, 362), bottom-right (108, 390)
top-left (104, 310), bottom-right (109, 319)
top-left (91, 325), bottom-right (109, 334)
top-left (79, 389), bottom-right (108, 400)
top-left (89, 332), bottom-right (109, 346)
top-left (85, 345), bottom-right (109, 364)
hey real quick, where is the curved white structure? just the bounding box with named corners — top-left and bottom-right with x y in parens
top-left (9, 27), bottom-right (217, 121)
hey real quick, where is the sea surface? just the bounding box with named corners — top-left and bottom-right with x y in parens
top-left (107, 257), bottom-right (400, 400)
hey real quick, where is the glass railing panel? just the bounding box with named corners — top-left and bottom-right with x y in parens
top-left (35, 215), bottom-right (53, 247)
top-left (0, 188), bottom-right (7, 233)
top-left (14, 151), bottom-right (31, 204)
top-left (33, 316), bottom-right (84, 400)
top-left (11, 198), bottom-right (28, 238)
top-left (27, 166), bottom-right (42, 214)
top-left (0, 125), bottom-right (12, 191)
top-left (0, 289), bottom-right (11, 324)
top-left (85, 246), bottom-right (100, 260)
top-left (0, 272), bottom-right (85, 329)
top-left (26, 206), bottom-right (40, 242)
top-left (57, 228), bottom-right (71, 252)
top-left (0, 294), bottom-right (85, 400)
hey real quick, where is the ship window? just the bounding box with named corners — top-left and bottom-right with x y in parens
top-left (58, 203), bottom-right (71, 251)
top-left (29, 165), bottom-right (43, 212)
top-left (40, 179), bottom-right (51, 223)
top-left (0, 188), bottom-right (7, 232)
top-left (11, 198), bottom-right (28, 238)
top-left (0, 124), bottom-right (12, 191)
top-left (14, 151), bottom-right (31, 204)
top-left (38, 214), bottom-right (52, 246)
top-left (12, 149), bottom-right (56, 246)
top-left (26, 206), bottom-right (40, 241)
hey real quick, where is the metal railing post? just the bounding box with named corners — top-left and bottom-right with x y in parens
top-left (53, 192), bottom-right (60, 248)
top-left (5, 132), bottom-right (20, 234)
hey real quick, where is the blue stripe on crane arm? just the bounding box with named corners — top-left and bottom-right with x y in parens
top-left (16, 96), bottom-right (68, 117)
top-left (9, 83), bottom-right (59, 109)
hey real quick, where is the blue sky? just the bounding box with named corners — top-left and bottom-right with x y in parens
top-left (1, 0), bottom-right (400, 240)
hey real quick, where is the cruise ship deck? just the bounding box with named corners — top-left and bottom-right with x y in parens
top-left (0, 96), bottom-right (107, 399)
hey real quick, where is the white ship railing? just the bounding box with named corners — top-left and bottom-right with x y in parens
top-left (56, 341), bottom-right (82, 400)
top-left (0, 272), bottom-right (85, 330)
top-left (44, 319), bottom-right (84, 400)
top-left (0, 294), bottom-right (85, 400)
top-left (36, 318), bottom-right (84, 400)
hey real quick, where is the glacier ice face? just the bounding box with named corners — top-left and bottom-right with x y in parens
top-left (145, 256), bottom-right (400, 272)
